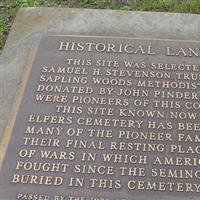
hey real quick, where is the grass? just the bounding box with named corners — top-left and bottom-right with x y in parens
top-left (0, 0), bottom-right (200, 52)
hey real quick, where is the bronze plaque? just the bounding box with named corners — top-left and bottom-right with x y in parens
top-left (1, 35), bottom-right (200, 200)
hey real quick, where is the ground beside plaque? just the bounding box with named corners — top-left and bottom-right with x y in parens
top-left (1, 35), bottom-right (200, 200)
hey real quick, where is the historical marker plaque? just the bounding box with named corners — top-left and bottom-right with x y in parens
top-left (1, 35), bottom-right (200, 200)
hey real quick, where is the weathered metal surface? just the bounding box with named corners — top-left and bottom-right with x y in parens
top-left (1, 35), bottom-right (200, 200)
